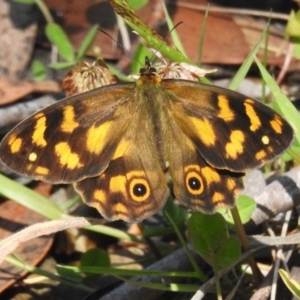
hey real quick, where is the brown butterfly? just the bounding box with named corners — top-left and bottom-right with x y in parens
top-left (0, 58), bottom-right (294, 222)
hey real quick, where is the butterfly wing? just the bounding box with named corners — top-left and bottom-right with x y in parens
top-left (163, 80), bottom-right (294, 172)
top-left (0, 83), bottom-right (136, 183)
top-left (163, 112), bottom-right (244, 213)
top-left (0, 69), bottom-right (293, 220)
top-left (75, 103), bottom-right (169, 222)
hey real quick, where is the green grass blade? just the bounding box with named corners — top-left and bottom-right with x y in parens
top-left (116, 277), bottom-right (200, 292)
top-left (162, 2), bottom-right (187, 57)
top-left (110, 0), bottom-right (191, 63)
top-left (228, 26), bottom-right (267, 90)
top-left (45, 23), bottom-right (75, 62)
top-left (70, 265), bottom-right (199, 278)
top-left (0, 174), bottom-right (62, 219)
top-left (0, 175), bottom-right (145, 242)
top-left (197, 5), bottom-right (209, 66)
top-left (165, 212), bottom-right (207, 281)
top-left (254, 56), bottom-right (300, 145)
top-left (77, 25), bottom-right (99, 60)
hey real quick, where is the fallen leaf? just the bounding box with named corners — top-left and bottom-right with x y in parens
top-left (0, 80), bottom-right (60, 106)
top-left (0, 182), bottom-right (54, 294)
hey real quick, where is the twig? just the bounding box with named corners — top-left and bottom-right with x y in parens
top-left (176, 2), bottom-right (290, 21)
top-left (276, 43), bottom-right (294, 85)
top-left (0, 217), bottom-right (104, 265)
top-left (270, 210), bottom-right (292, 300)
top-left (0, 95), bottom-right (57, 129)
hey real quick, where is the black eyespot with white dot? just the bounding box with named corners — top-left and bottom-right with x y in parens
top-left (188, 176), bottom-right (201, 191)
top-left (186, 171), bottom-right (204, 195)
top-left (133, 183), bottom-right (147, 197)
top-left (129, 178), bottom-right (150, 202)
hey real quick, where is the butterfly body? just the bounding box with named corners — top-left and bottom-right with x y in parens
top-left (0, 63), bottom-right (294, 222)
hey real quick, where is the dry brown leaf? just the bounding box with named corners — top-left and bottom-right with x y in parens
top-left (0, 80), bottom-right (60, 106)
top-left (0, 182), bottom-right (54, 294)
top-left (172, 0), bottom-right (249, 64)
top-left (174, 0), bottom-right (294, 66)
top-left (42, 0), bottom-right (165, 60)
top-left (40, 0), bottom-right (295, 67)
top-left (233, 15), bottom-right (294, 66)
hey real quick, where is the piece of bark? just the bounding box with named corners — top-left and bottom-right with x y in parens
top-left (0, 94), bottom-right (58, 131)
top-left (0, 1), bottom-right (37, 80)
top-left (246, 167), bottom-right (300, 227)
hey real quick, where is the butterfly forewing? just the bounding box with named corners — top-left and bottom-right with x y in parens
top-left (0, 83), bottom-right (136, 183)
top-left (163, 80), bottom-right (294, 172)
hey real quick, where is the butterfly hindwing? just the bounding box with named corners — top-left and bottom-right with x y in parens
top-left (75, 108), bottom-right (169, 222)
top-left (165, 116), bottom-right (244, 213)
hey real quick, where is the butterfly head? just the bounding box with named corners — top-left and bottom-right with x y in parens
top-left (137, 57), bottom-right (161, 85)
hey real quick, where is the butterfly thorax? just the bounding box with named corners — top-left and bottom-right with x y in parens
top-left (136, 70), bottom-right (162, 86)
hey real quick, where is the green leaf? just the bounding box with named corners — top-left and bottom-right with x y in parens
top-left (30, 60), bottom-right (47, 81)
top-left (213, 237), bottom-right (241, 272)
top-left (220, 195), bottom-right (256, 225)
top-left (128, 0), bottom-right (148, 10)
top-left (285, 10), bottom-right (300, 38)
top-left (56, 265), bottom-right (83, 282)
top-left (49, 61), bottom-right (77, 70)
top-left (188, 212), bottom-right (228, 265)
top-left (163, 197), bottom-right (188, 226)
top-left (235, 195), bottom-right (256, 223)
top-left (293, 42), bottom-right (300, 59)
top-left (80, 248), bottom-right (110, 268)
top-left (279, 269), bottom-right (300, 298)
top-left (80, 248), bottom-right (110, 279)
top-left (188, 212), bottom-right (240, 272)
top-left (14, 0), bottom-right (35, 4)
top-left (45, 23), bottom-right (75, 61)
top-left (77, 25), bottom-right (99, 60)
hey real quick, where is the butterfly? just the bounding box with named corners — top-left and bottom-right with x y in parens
top-left (0, 58), bottom-right (294, 222)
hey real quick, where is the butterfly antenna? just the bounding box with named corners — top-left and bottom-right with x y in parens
top-left (98, 28), bottom-right (143, 67)
top-left (149, 21), bottom-right (183, 64)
